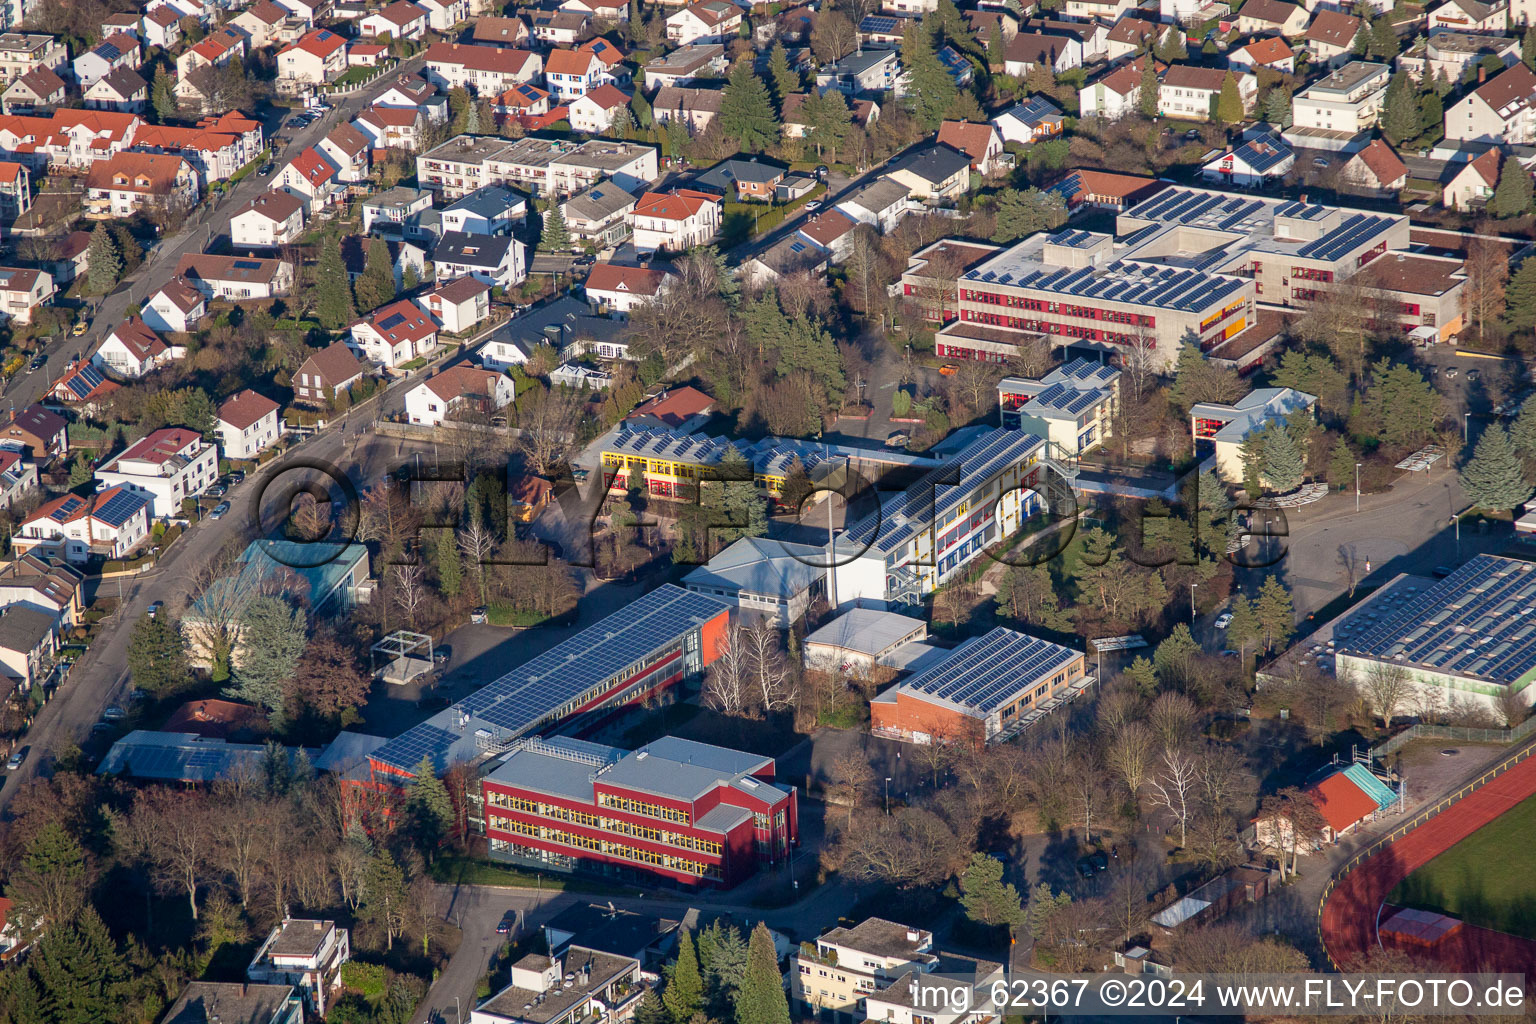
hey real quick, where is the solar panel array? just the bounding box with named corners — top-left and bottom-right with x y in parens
top-left (859, 14), bottom-right (906, 31)
top-left (609, 427), bottom-right (748, 467)
top-left (1029, 381), bottom-right (1106, 416)
top-left (900, 627), bottom-right (1079, 713)
top-left (1236, 139), bottom-right (1291, 174)
top-left (1335, 555), bottom-right (1536, 687)
top-left (94, 488), bottom-right (145, 526)
top-left (62, 364), bottom-right (106, 400)
top-left (965, 257), bottom-right (1246, 314)
top-left (378, 312), bottom-right (407, 330)
top-left (841, 427), bottom-right (1043, 554)
top-left (1295, 212), bottom-right (1394, 261)
top-left (1053, 358), bottom-right (1119, 385)
top-left (1049, 229), bottom-right (1096, 248)
top-left (48, 495), bottom-right (84, 522)
top-left (371, 585), bottom-right (730, 772)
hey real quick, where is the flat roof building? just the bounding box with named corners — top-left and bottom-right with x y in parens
top-left (471, 946), bottom-right (643, 1024)
top-left (1191, 387), bottom-right (1317, 482)
top-left (789, 918), bottom-right (937, 1020)
top-left (682, 536), bottom-right (827, 629)
top-left (998, 357), bottom-right (1121, 455)
top-left (803, 608), bottom-right (927, 673)
top-left (871, 626), bottom-right (1088, 745)
top-left (482, 735), bottom-right (797, 887)
top-left (361, 585), bottom-right (730, 785)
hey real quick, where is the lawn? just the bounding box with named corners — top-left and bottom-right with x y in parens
top-left (1389, 794), bottom-right (1536, 940)
top-left (428, 855), bottom-right (638, 895)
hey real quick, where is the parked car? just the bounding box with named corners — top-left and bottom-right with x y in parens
top-left (71, 320), bottom-right (88, 336)
top-left (209, 502), bottom-right (230, 520)
top-left (497, 911), bottom-right (517, 934)
top-left (939, 364), bottom-right (957, 376)
top-left (258, 162), bottom-right (274, 176)
top-left (229, 470), bottom-right (246, 484)
top-left (1214, 612), bottom-right (1233, 629)
top-left (804, 200), bottom-right (822, 211)
top-left (207, 484), bottom-right (228, 498)
top-left (147, 600), bottom-right (163, 618)
top-left (27, 354), bottom-right (45, 372)
top-left (102, 706), bottom-right (126, 721)
top-left (1445, 366), bottom-right (1459, 379)
top-left (1467, 368), bottom-right (1481, 382)
top-left (6, 746), bottom-right (27, 771)
top-left (470, 606), bottom-right (488, 624)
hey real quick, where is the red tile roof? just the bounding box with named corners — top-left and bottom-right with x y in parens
top-left (298, 340), bottom-right (367, 385)
top-left (545, 47), bottom-right (600, 76)
top-left (106, 317), bottom-right (167, 359)
top-left (1161, 63), bottom-right (1228, 90)
top-left (1237, 35), bottom-right (1294, 63)
top-left (423, 364), bottom-right (504, 402)
top-left (580, 82), bottom-right (630, 109)
top-left (798, 208), bottom-right (857, 247)
top-left (356, 299), bottom-right (436, 345)
top-left (632, 188), bottom-right (718, 221)
top-left (1309, 770), bottom-right (1378, 834)
top-left (584, 261), bottom-right (672, 296)
top-left (628, 385), bottom-right (715, 427)
top-left (284, 146), bottom-right (336, 187)
top-left (1354, 138), bottom-right (1406, 186)
top-left (1304, 10), bottom-right (1362, 46)
top-left (936, 120), bottom-right (998, 167)
top-left (218, 389), bottom-right (279, 430)
top-left (286, 27), bottom-right (346, 58)
top-left (84, 151), bottom-right (188, 194)
top-left (119, 427), bottom-right (202, 464)
top-left (425, 41), bottom-right (540, 75)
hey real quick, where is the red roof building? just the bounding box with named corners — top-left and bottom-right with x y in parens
top-left (627, 385), bottom-right (716, 429)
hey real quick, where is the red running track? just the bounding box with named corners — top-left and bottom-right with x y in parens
top-left (1320, 753), bottom-right (1536, 972)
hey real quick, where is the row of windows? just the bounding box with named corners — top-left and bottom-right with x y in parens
top-left (489, 815), bottom-right (712, 874)
top-left (604, 815), bottom-right (724, 855)
top-left (487, 792), bottom-right (602, 827)
top-left (597, 792), bottom-right (691, 824)
top-left (961, 290), bottom-right (1157, 327)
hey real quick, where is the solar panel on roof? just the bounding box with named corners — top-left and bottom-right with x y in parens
top-left (95, 489), bottom-right (143, 526)
top-left (379, 312), bottom-right (407, 330)
top-left (233, 259), bottom-right (262, 270)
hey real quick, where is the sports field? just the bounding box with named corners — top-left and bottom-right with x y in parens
top-left (1389, 794), bottom-right (1536, 940)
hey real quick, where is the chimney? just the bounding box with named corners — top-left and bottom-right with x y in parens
top-left (1224, 144), bottom-right (1233, 154)
top-left (1479, 64), bottom-right (1487, 83)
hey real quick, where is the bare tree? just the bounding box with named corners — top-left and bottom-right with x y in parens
top-left (457, 519), bottom-right (494, 606)
top-left (702, 623), bottom-right (753, 716)
top-left (1496, 686), bottom-right (1530, 728)
top-left (391, 563), bottom-right (423, 628)
top-left (210, 777), bottom-right (271, 908)
top-left (1066, 748), bottom-right (1107, 842)
top-left (809, 7), bottom-right (857, 62)
top-left (1106, 721), bottom-right (1155, 797)
top-left (1145, 747), bottom-right (1198, 846)
top-left (1359, 662), bottom-right (1413, 727)
top-left (842, 227), bottom-right (886, 317)
top-left (1195, 742), bottom-right (1249, 816)
top-left (131, 788), bottom-right (214, 920)
top-left (742, 619), bottom-right (795, 713)
top-left (1257, 787), bottom-right (1325, 879)
top-left (182, 541), bottom-right (261, 677)
top-left (827, 753), bottom-right (875, 825)
top-left (1462, 233), bottom-right (1509, 346)
top-left (1107, 854), bottom-right (1155, 943)
top-left (1148, 691), bottom-right (1199, 753)
top-left (515, 385), bottom-right (583, 475)
top-left (1117, 326), bottom-right (1159, 404)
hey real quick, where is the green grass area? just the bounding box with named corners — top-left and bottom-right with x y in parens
top-left (485, 601), bottom-right (558, 627)
top-left (1389, 794), bottom-right (1536, 940)
top-left (333, 66), bottom-right (377, 86)
top-left (428, 855), bottom-right (637, 895)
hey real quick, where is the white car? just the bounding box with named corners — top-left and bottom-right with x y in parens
top-left (1214, 612), bottom-right (1234, 629)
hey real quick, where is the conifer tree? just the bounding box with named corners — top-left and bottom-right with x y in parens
top-left (31, 908), bottom-right (127, 1024)
top-left (1491, 158), bottom-right (1534, 218)
top-left (8, 823), bottom-right (85, 931)
top-left (1263, 87), bottom-right (1291, 126)
top-left (434, 527), bottom-right (461, 598)
top-left (987, 21), bottom-right (1005, 69)
top-left (1460, 423), bottom-right (1534, 511)
top-left (152, 67), bottom-right (178, 122)
top-left (1380, 71), bottom-right (1420, 145)
top-left (87, 224), bottom-right (120, 294)
top-left (1226, 593), bottom-right (1261, 660)
top-left (1138, 58), bottom-right (1159, 117)
top-left (1327, 436), bottom-right (1358, 489)
top-left (1525, 24), bottom-right (1536, 69)
top-left (1510, 402), bottom-right (1536, 460)
top-left (901, 20), bottom-right (958, 129)
top-left (719, 59), bottom-right (780, 152)
top-left (540, 202), bottom-right (572, 253)
top-left (1503, 254), bottom-right (1536, 332)
top-left (360, 853), bottom-right (409, 951)
top-left (737, 924), bottom-right (792, 1024)
top-left (1255, 574), bottom-right (1295, 652)
top-left (406, 754), bottom-right (456, 859)
top-left (315, 234), bottom-right (356, 329)
top-left (663, 930), bottom-right (705, 1023)
top-left (1215, 72), bottom-right (1243, 124)
top-left (354, 237), bottom-right (398, 312)
top-left (1260, 422), bottom-right (1305, 493)
top-left (767, 42), bottom-right (798, 106)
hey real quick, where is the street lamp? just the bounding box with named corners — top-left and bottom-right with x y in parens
top-left (1451, 513), bottom-right (1460, 556)
top-left (1464, 412), bottom-right (1471, 444)
top-left (884, 777), bottom-right (892, 815)
top-left (1190, 582), bottom-right (1198, 624)
top-left (1355, 462), bottom-right (1362, 513)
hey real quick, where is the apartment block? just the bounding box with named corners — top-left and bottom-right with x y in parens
top-left (998, 357), bottom-right (1121, 455)
top-left (790, 919), bottom-right (937, 1021)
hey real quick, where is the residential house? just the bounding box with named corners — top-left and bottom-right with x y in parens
top-left (434, 230), bottom-right (527, 289)
top-left (318, 123), bottom-right (371, 183)
top-left (348, 299), bottom-right (439, 368)
top-left (418, 0), bottom-right (469, 32)
top-left (471, 16), bottom-right (531, 45)
top-left (373, 74), bottom-right (447, 118)
top-left (1398, 30), bottom-right (1519, 84)
top-left (353, 106), bottom-right (426, 151)
top-left (796, 207), bottom-right (859, 261)
top-left (629, 188), bottom-right (720, 251)
top-left (545, 46), bottom-right (604, 101)
top-left (1444, 146), bottom-right (1500, 209)
top-left (1291, 60), bottom-right (1391, 138)
top-left (1, 66), bottom-right (63, 114)
top-left (0, 267), bottom-right (52, 324)
top-left (418, 275), bottom-right (492, 334)
top-left (1158, 65), bottom-right (1254, 120)
top-left (580, 37), bottom-right (629, 87)
top-left (1444, 61), bottom-right (1536, 143)
top-left (95, 318), bottom-right (176, 377)
top-left (277, 28), bottom-right (347, 89)
top-left (569, 83), bottom-right (632, 133)
top-left (694, 155), bottom-right (787, 201)
top-left (229, 189), bottom-right (306, 247)
top-left (0, 160), bottom-right (28, 221)
top-left (422, 42), bottom-right (542, 92)
top-left (2, 404), bottom-right (65, 458)
top-left (232, 0), bottom-right (293, 49)
top-left (583, 262), bottom-right (673, 316)
top-left (218, 390), bottom-right (282, 461)
top-left (95, 427), bottom-right (218, 518)
top-left (991, 95), bottom-right (1064, 144)
top-left (358, 0), bottom-right (429, 40)
top-left (1428, 0), bottom-right (1509, 32)
top-left (883, 144), bottom-right (971, 199)
top-left (835, 177), bottom-right (913, 232)
top-left (563, 0), bottom-right (629, 20)
top-left (0, 34), bottom-right (66, 84)
top-left (525, 9), bottom-right (591, 45)
top-left (50, 361), bottom-right (117, 409)
top-left (162, 983), bottom-right (302, 1024)
top-left (1002, 32), bottom-right (1082, 76)
top-left (0, 555), bottom-right (83, 633)
top-left (1236, 0), bottom-right (1309, 35)
top-left (936, 119), bottom-right (1005, 175)
top-left (0, 606), bottom-right (56, 693)
top-left (1105, 17), bottom-right (1173, 62)
top-left (361, 185), bottom-right (433, 233)
top-left (787, 919), bottom-right (938, 1019)
top-left (143, 276), bottom-right (206, 334)
top-left (348, 42), bottom-right (389, 66)
top-left (129, 123), bottom-right (250, 183)
top-left (83, 66), bottom-right (148, 113)
top-left (641, 43), bottom-right (726, 91)
top-left (50, 231), bottom-right (89, 284)
top-left (340, 235), bottom-right (428, 290)
top-left (561, 180), bottom-right (636, 246)
top-left (1201, 130), bottom-right (1295, 186)
top-left (174, 253), bottom-right (293, 300)
top-left (14, 487), bottom-right (149, 564)
top-left (442, 183), bottom-right (526, 234)
top-left (247, 920), bottom-right (350, 1018)
top-left (196, 110), bottom-right (265, 166)
top-left (73, 33), bottom-right (139, 89)
top-left (175, 29), bottom-right (246, 109)
top-left (651, 85), bottom-right (723, 133)
top-left (1078, 55), bottom-right (1159, 119)
top-left (141, 6), bottom-right (184, 49)
top-left (293, 341), bottom-right (368, 407)
top-left (1304, 11), bottom-right (1364, 66)
top-left (666, 0), bottom-right (742, 44)
top-left (405, 365), bottom-right (514, 426)
top-left (1228, 36), bottom-right (1296, 73)
top-left (495, 81), bottom-right (552, 119)
top-left (276, 146), bottom-right (340, 210)
top-left (0, 448), bottom-right (36, 511)
top-left (816, 48), bottom-right (905, 96)
top-left (1341, 137), bottom-right (1408, 194)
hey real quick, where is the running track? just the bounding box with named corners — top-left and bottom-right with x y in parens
top-left (1320, 751), bottom-right (1536, 972)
